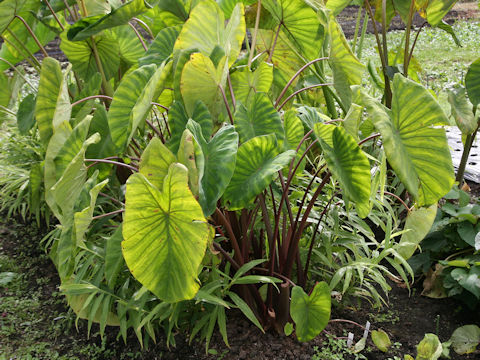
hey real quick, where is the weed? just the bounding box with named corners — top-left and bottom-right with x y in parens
top-left (312, 335), bottom-right (368, 360)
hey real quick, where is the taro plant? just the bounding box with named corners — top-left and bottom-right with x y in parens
top-left (0, 0), bottom-right (458, 347)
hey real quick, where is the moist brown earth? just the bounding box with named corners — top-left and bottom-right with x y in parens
top-left (1, 217), bottom-right (479, 359)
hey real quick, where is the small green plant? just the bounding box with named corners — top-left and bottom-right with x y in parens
top-left (409, 185), bottom-right (480, 308)
top-left (312, 335), bottom-right (367, 360)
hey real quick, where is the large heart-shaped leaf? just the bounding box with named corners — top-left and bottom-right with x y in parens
top-left (187, 120), bottom-right (238, 217)
top-left (466, 57), bottom-right (480, 107)
top-left (223, 134), bottom-right (295, 210)
top-left (67, 0), bottom-right (159, 41)
top-left (174, 0), bottom-right (245, 67)
top-left (262, 0), bottom-right (324, 60)
top-left (35, 58), bottom-right (71, 145)
top-left (354, 74), bottom-right (454, 206)
top-left (234, 92), bottom-right (284, 143)
top-left (314, 124), bottom-right (371, 217)
top-left (397, 204), bottom-right (437, 260)
top-left (122, 164), bottom-right (211, 302)
top-left (290, 282), bottom-right (331, 342)
top-left (230, 62), bottom-right (273, 106)
top-left (60, 31), bottom-right (119, 81)
top-left (180, 52), bottom-right (228, 120)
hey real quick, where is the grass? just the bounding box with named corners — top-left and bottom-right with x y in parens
top-left (359, 20), bottom-right (480, 90)
top-left (0, 221), bottom-right (123, 360)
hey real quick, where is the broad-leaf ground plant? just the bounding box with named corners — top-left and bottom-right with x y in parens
top-left (0, 0), bottom-right (457, 347)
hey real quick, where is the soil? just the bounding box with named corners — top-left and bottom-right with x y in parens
top-left (337, 1), bottom-right (480, 38)
top-left (1, 217), bottom-right (479, 360)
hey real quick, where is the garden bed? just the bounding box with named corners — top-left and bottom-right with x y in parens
top-left (1, 216), bottom-right (478, 359)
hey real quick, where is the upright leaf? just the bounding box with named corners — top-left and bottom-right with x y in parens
top-left (329, 15), bottom-right (365, 108)
top-left (35, 58), bottom-right (71, 145)
top-left (397, 204), bottom-right (437, 260)
top-left (187, 120), bottom-right (238, 217)
top-left (466, 57), bottom-right (480, 107)
top-left (314, 124), bottom-right (371, 217)
top-left (122, 164), bottom-right (211, 302)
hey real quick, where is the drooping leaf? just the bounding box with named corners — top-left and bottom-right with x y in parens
top-left (35, 58), bottom-right (71, 145)
top-left (314, 124), bottom-right (371, 217)
top-left (283, 109), bottom-right (304, 150)
top-left (466, 57), bottom-right (480, 107)
top-left (326, 0), bottom-right (352, 16)
top-left (187, 120), bottom-right (238, 217)
top-left (139, 26), bottom-right (181, 66)
top-left (180, 52), bottom-right (228, 120)
top-left (105, 225), bottom-right (125, 288)
top-left (342, 103), bottom-right (363, 142)
top-left (354, 74), bottom-right (454, 206)
top-left (425, 0), bottom-right (457, 27)
top-left (230, 62), bottom-right (273, 106)
top-left (174, 0), bottom-right (245, 67)
top-left (122, 164), bottom-right (211, 302)
top-left (85, 105), bottom-right (117, 178)
top-left (447, 87), bottom-right (476, 135)
top-left (397, 204), bottom-right (437, 260)
top-left (416, 333), bottom-right (443, 360)
top-left (234, 92), bottom-right (284, 143)
top-left (74, 178), bottom-right (108, 247)
top-left (450, 325), bottom-right (480, 355)
top-left (17, 93), bottom-right (36, 134)
top-left (223, 134), bottom-right (295, 210)
top-left (67, 0), bottom-right (159, 41)
top-left (290, 282), bottom-right (331, 342)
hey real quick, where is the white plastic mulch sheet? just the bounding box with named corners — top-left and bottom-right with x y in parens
top-left (446, 126), bottom-right (480, 183)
